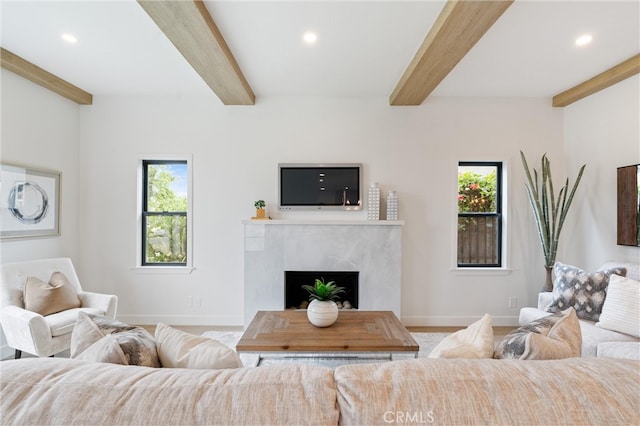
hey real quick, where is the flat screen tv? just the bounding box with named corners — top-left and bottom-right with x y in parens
top-left (278, 163), bottom-right (362, 210)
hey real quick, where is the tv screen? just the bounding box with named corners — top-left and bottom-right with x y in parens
top-left (279, 164), bottom-right (362, 210)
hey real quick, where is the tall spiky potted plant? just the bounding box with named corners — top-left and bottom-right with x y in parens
top-left (521, 151), bottom-right (586, 292)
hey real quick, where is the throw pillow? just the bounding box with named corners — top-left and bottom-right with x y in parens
top-left (428, 313), bottom-right (493, 358)
top-left (494, 307), bottom-right (581, 360)
top-left (155, 322), bottom-right (243, 369)
top-left (74, 334), bottom-right (128, 365)
top-left (23, 272), bottom-right (81, 316)
top-left (70, 312), bottom-right (160, 367)
top-left (596, 274), bottom-right (640, 338)
top-left (547, 262), bottom-right (626, 321)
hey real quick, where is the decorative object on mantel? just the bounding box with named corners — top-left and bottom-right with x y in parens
top-left (387, 190), bottom-right (398, 220)
top-left (302, 278), bottom-right (345, 327)
top-left (520, 151), bottom-right (586, 292)
top-left (252, 200), bottom-right (267, 220)
top-left (367, 182), bottom-right (380, 220)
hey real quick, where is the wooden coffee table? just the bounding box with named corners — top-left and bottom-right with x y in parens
top-left (237, 310), bottom-right (418, 366)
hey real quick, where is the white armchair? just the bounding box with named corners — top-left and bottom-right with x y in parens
top-left (0, 257), bottom-right (117, 358)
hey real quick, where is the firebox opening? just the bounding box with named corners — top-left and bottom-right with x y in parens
top-left (285, 271), bottom-right (359, 310)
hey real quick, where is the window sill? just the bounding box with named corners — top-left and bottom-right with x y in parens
top-left (451, 267), bottom-right (513, 276)
top-left (132, 266), bottom-right (195, 275)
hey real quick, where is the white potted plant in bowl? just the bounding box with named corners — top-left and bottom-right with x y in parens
top-left (302, 278), bottom-right (345, 327)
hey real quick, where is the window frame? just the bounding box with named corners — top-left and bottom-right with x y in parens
top-left (136, 155), bottom-right (193, 272)
top-left (456, 161), bottom-right (504, 269)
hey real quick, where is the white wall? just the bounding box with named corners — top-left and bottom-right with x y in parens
top-left (0, 70), bottom-right (81, 262)
top-left (77, 95), bottom-right (563, 326)
top-left (0, 69), bottom-right (82, 358)
top-left (563, 75), bottom-right (640, 270)
top-left (5, 70), bottom-right (635, 330)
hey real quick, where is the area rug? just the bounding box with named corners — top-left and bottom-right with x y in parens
top-left (201, 331), bottom-right (449, 367)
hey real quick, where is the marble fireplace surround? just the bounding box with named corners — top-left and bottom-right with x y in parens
top-left (243, 220), bottom-right (403, 326)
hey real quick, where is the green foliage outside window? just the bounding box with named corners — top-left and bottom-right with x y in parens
top-left (147, 165), bottom-right (187, 212)
top-left (458, 170), bottom-right (497, 213)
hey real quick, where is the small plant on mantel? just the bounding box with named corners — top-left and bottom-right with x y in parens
top-left (254, 199), bottom-right (266, 219)
top-left (302, 278), bottom-right (345, 302)
top-left (302, 278), bottom-right (345, 327)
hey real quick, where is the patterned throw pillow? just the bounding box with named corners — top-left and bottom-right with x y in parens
top-left (494, 308), bottom-right (581, 359)
top-left (547, 262), bottom-right (626, 321)
top-left (71, 312), bottom-right (160, 367)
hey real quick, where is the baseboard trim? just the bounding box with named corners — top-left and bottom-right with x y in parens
top-left (117, 314), bottom-right (243, 327)
top-left (117, 314), bottom-right (519, 328)
top-left (401, 315), bottom-right (519, 327)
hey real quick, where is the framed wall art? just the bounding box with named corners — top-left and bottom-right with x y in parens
top-left (0, 164), bottom-right (60, 239)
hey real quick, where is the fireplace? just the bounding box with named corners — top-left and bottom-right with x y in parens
top-left (285, 271), bottom-right (359, 310)
top-left (243, 220), bottom-right (403, 326)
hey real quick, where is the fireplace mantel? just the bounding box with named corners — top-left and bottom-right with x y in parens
top-left (243, 220), bottom-right (403, 326)
top-left (241, 219), bottom-right (405, 226)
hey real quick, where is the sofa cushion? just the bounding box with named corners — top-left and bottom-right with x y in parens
top-left (70, 312), bottom-right (160, 367)
top-left (494, 308), bottom-right (581, 359)
top-left (23, 272), bottom-right (81, 316)
top-left (596, 274), bottom-right (640, 338)
top-left (428, 313), bottom-right (493, 358)
top-left (0, 358), bottom-right (339, 426)
top-left (597, 342), bottom-right (640, 360)
top-left (547, 262), bottom-right (626, 321)
top-left (155, 323), bottom-right (243, 369)
top-left (333, 358), bottom-right (640, 426)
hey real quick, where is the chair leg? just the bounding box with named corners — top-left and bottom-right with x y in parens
top-left (14, 349), bottom-right (21, 359)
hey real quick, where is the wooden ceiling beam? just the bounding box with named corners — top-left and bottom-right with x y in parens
top-left (390, 0), bottom-right (514, 106)
top-left (1, 48), bottom-right (93, 105)
top-left (552, 54), bottom-right (640, 107)
top-left (138, 0), bottom-right (255, 105)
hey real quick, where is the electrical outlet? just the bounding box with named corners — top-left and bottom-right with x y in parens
top-left (508, 297), bottom-right (517, 309)
top-left (194, 296), bottom-right (201, 308)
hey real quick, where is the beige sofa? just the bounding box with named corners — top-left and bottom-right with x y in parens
top-left (1, 357), bottom-right (638, 425)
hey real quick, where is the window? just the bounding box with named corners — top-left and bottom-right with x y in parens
top-left (457, 162), bottom-right (503, 267)
top-left (141, 160), bottom-right (189, 266)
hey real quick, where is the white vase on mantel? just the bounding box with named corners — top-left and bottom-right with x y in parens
top-left (307, 300), bottom-right (339, 327)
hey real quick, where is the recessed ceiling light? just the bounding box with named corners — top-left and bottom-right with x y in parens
top-left (575, 34), bottom-right (593, 47)
top-left (303, 31), bottom-right (318, 45)
top-left (61, 33), bottom-right (78, 44)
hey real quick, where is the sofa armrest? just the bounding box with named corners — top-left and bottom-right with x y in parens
top-left (519, 307), bottom-right (553, 326)
top-left (0, 305), bottom-right (51, 354)
top-left (538, 292), bottom-right (554, 310)
top-left (78, 292), bottom-right (118, 318)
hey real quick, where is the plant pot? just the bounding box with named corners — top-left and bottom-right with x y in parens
top-left (306, 300), bottom-right (339, 327)
top-left (543, 265), bottom-right (554, 292)
top-left (256, 208), bottom-right (266, 218)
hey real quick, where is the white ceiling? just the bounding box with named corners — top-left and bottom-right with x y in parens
top-left (1, 0), bottom-right (639, 103)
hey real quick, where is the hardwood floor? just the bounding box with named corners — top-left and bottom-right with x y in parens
top-left (139, 324), bottom-right (515, 339)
